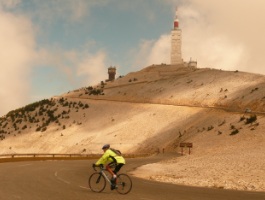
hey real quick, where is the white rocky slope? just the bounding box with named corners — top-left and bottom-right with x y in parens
top-left (0, 64), bottom-right (264, 191)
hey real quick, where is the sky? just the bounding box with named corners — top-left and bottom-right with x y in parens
top-left (0, 0), bottom-right (265, 116)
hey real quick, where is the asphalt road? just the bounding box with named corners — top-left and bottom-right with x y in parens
top-left (0, 155), bottom-right (264, 200)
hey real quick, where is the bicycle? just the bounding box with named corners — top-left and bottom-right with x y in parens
top-left (88, 165), bottom-right (132, 194)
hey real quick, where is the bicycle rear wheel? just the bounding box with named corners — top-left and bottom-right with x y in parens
top-left (116, 173), bottom-right (132, 194)
top-left (88, 172), bottom-right (106, 193)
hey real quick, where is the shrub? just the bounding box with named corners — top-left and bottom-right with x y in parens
top-left (22, 125), bottom-right (27, 130)
top-left (2, 122), bottom-right (8, 128)
top-left (245, 115), bottom-right (257, 124)
top-left (62, 110), bottom-right (67, 115)
top-left (250, 87), bottom-right (259, 93)
top-left (15, 119), bottom-right (22, 124)
top-left (239, 116), bottom-right (245, 122)
top-left (89, 88), bottom-right (103, 95)
top-left (230, 129), bottom-right (239, 135)
top-left (59, 98), bottom-right (65, 104)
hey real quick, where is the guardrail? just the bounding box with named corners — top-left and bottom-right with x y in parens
top-left (0, 153), bottom-right (100, 158)
top-left (0, 153), bottom-right (150, 163)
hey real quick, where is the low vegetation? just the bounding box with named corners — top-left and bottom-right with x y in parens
top-left (0, 98), bottom-right (90, 140)
top-left (230, 129), bottom-right (239, 136)
top-left (85, 86), bottom-right (104, 95)
top-left (245, 115), bottom-right (257, 124)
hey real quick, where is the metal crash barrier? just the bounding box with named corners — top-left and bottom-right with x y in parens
top-left (0, 153), bottom-right (150, 163)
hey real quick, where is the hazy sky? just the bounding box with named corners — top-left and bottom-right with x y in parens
top-left (0, 0), bottom-right (265, 116)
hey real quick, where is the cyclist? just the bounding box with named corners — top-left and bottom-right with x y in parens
top-left (93, 144), bottom-right (125, 190)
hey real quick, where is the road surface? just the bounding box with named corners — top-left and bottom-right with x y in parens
top-left (0, 155), bottom-right (264, 200)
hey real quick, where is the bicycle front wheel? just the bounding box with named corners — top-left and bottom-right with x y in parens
top-left (88, 172), bottom-right (106, 193)
top-left (116, 173), bottom-right (132, 194)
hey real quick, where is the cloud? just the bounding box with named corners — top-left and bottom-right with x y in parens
top-left (131, 34), bottom-right (171, 70)
top-left (178, 0), bottom-right (265, 74)
top-left (140, 0), bottom-right (265, 75)
top-left (178, 4), bottom-right (246, 70)
top-left (77, 51), bottom-right (107, 86)
top-left (146, 35), bottom-right (171, 65)
top-left (2, 0), bottom-right (265, 117)
top-left (131, 0), bottom-right (248, 72)
top-left (0, 10), bottom-right (36, 116)
top-left (36, 45), bottom-right (108, 87)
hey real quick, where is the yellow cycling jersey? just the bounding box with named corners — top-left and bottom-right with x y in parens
top-left (95, 149), bottom-right (125, 165)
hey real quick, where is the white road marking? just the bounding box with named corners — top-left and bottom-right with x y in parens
top-left (54, 171), bottom-right (70, 184)
top-left (79, 185), bottom-right (91, 190)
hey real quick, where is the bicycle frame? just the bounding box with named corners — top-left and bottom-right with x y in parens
top-left (99, 169), bottom-right (112, 185)
top-left (93, 165), bottom-right (114, 184)
top-left (90, 165), bottom-right (132, 194)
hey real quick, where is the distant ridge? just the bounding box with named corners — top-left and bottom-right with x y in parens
top-left (0, 64), bottom-right (264, 155)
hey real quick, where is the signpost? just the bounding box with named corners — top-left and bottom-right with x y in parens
top-left (180, 142), bottom-right (193, 155)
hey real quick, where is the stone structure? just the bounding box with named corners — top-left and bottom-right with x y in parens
top-left (188, 58), bottom-right (197, 69)
top-left (108, 66), bottom-right (116, 81)
top-left (171, 9), bottom-right (183, 65)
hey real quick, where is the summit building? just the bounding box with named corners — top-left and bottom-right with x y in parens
top-left (171, 9), bottom-right (183, 65)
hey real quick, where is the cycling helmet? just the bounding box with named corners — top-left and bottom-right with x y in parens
top-left (102, 144), bottom-right (110, 149)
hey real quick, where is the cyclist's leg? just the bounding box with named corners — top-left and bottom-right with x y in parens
top-left (113, 163), bottom-right (124, 175)
top-left (106, 163), bottom-right (117, 190)
top-left (106, 164), bottom-right (115, 176)
top-left (112, 163), bottom-right (124, 185)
